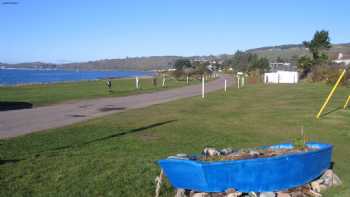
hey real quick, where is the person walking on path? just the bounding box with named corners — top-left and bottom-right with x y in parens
top-left (106, 79), bottom-right (112, 92)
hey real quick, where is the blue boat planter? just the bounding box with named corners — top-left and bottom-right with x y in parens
top-left (158, 142), bottom-right (332, 192)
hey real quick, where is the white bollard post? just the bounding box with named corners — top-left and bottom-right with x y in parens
top-left (237, 76), bottom-right (240, 89)
top-left (136, 76), bottom-right (139, 89)
top-left (186, 75), bottom-right (189, 85)
top-left (202, 75), bottom-right (205, 98)
top-left (224, 79), bottom-right (227, 92)
top-left (241, 76), bottom-right (245, 87)
top-left (162, 75), bottom-right (166, 88)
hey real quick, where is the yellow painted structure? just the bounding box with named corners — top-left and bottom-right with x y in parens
top-left (343, 95), bottom-right (350, 109)
top-left (316, 69), bottom-right (346, 119)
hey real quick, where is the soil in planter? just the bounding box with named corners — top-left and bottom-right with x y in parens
top-left (199, 147), bottom-right (318, 162)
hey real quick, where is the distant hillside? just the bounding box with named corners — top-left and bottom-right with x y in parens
top-left (2, 56), bottom-right (182, 71)
top-left (246, 43), bottom-right (350, 61)
top-left (60, 56), bottom-right (181, 70)
top-left (2, 43), bottom-right (350, 70)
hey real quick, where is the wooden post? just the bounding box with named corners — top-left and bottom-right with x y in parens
top-left (224, 79), bottom-right (227, 92)
top-left (155, 170), bottom-right (163, 197)
top-left (136, 76), bottom-right (139, 89)
top-left (237, 76), bottom-right (240, 89)
top-left (162, 75), bottom-right (166, 88)
top-left (202, 75), bottom-right (205, 98)
top-left (241, 76), bottom-right (245, 87)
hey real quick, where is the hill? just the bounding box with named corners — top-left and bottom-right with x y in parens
top-left (1, 57), bottom-right (182, 71)
top-left (247, 43), bottom-right (350, 61)
top-left (2, 43), bottom-right (350, 70)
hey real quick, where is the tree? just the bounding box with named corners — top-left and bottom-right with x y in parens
top-left (192, 61), bottom-right (211, 75)
top-left (276, 56), bottom-right (285, 62)
top-left (248, 56), bottom-right (270, 72)
top-left (298, 30), bottom-right (332, 78)
top-left (297, 56), bottom-right (313, 78)
top-left (303, 30), bottom-right (331, 64)
top-left (173, 59), bottom-right (192, 78)
top-left (227, 50), bottom-right (251, 72)
top-left (174, 59), bottom-right (192, 71)
top-left (225, 51), bottom-right (270, 73)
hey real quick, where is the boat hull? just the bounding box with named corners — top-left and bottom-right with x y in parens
top-left (158, 143), bottom-right (332, 192)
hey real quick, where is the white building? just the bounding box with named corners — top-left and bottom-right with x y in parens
top-left (333, 53), bottom-right (350, 65)
top-left (264, 71), bottom-right (298, 84)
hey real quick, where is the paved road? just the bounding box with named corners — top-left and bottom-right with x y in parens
top-left (0, 75), bottom-right (233, 139)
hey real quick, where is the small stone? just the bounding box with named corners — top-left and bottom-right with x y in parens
top-left (192, 192), bottom-right (209, 197)
top-left (320, 169), bottom-right (342, 187)
top-left (168, 156), bottom-right (189, 160)
top-left (305, 189), bottom-right (322, 197)
top-left (276, 192), bottom-right (291, 197)
top-left (175, 189), bottom-right (186, 197)
top-left (168, 154), bottom-right (189, 160)
top-left (211, 193), bottom-right (226, 197)
top-left (259, 192), bottom-right (276, 197)
top-left (226, 192), bottom-right (242, 197)
top-left (320, 170), bottom-right (333, 186)
top-left (203, 147), bottom-right (221, 157)
top-left (289, 191), bottom-right (304, 197)
top-left (227, 152), bottom-right (241, 157)
top-left (176, 153), bottom-right (188, 157)
top-left (310, 181), bottom-right (321, 193)
top-left (331, 172), bottom-right (342, 186)
top-left (248, 192), bottom-right (258, 197)
top-left (220, 148), bottom-right (234, 155)
top-left (248, 150), bottom-right (260, 157)
top-left (225, 188), bottom-right (236, 194)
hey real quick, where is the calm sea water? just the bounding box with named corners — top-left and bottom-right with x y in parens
top-left (0, 69), bottom-right (154, 86)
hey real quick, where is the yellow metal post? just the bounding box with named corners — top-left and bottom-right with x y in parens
top-left (316, 69), bottom-right (346, 119)
top-left (343, 95), bottom-right (350, 109)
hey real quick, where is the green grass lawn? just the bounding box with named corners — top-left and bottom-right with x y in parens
top-left (1, 83), bottom-right (350, 196)
top-left (0, 77), bottom-right (197, 107)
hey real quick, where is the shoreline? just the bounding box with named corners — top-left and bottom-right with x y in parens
top-left (0, 70), bottom-right (157, 87)
top-left (0, 75), bottom-right (156, 87)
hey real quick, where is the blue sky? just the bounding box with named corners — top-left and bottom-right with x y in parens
top-left (1, 0), bottom-right (349, 63)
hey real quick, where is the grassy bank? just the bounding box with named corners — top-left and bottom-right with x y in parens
top-left (1, 83), bottom-right (350, 196)
top-left (0, 77), bottom-right (197, 107)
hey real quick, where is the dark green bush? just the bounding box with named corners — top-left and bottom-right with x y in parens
top-left (309, 64), bottom-right (349, 86)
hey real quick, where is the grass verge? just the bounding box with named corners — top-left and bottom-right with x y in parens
top-left (1, 83), bottom-right (350, 196)
top-left (0, 77), bottom-right (198, 107)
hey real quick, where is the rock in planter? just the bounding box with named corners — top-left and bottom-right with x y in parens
top-left (175, 189), bottom-right (186, 197)
top-left (220, 148), bottom-right (234, 155)
top-left (320, 169), bottom-right (342, 187)
top-left (310, 181), bottom-right (321, 193)
top-left (203, 147), bottom-right (220, 157)
top-left (248, 192), bottom-right (258, 197)
top-left (224, 188), bottom-right (241, 197)
top-left (192, 192), bottom-right (209, 197)
top-left (168, 154), bottom-right (189, 160)
top-left (226, 193), bottom-right (242, 197)
top-left (248, 150), bottom-right (261, 157)
top-left (276, 192), bottom-right (291, 197)
top-left (259, 192), bottom-right (275, 197)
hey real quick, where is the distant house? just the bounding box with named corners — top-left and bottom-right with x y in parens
top-left (333, 53), bottom-right (350, 65)
top-left (269, 62), bottom-right (296, 72)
